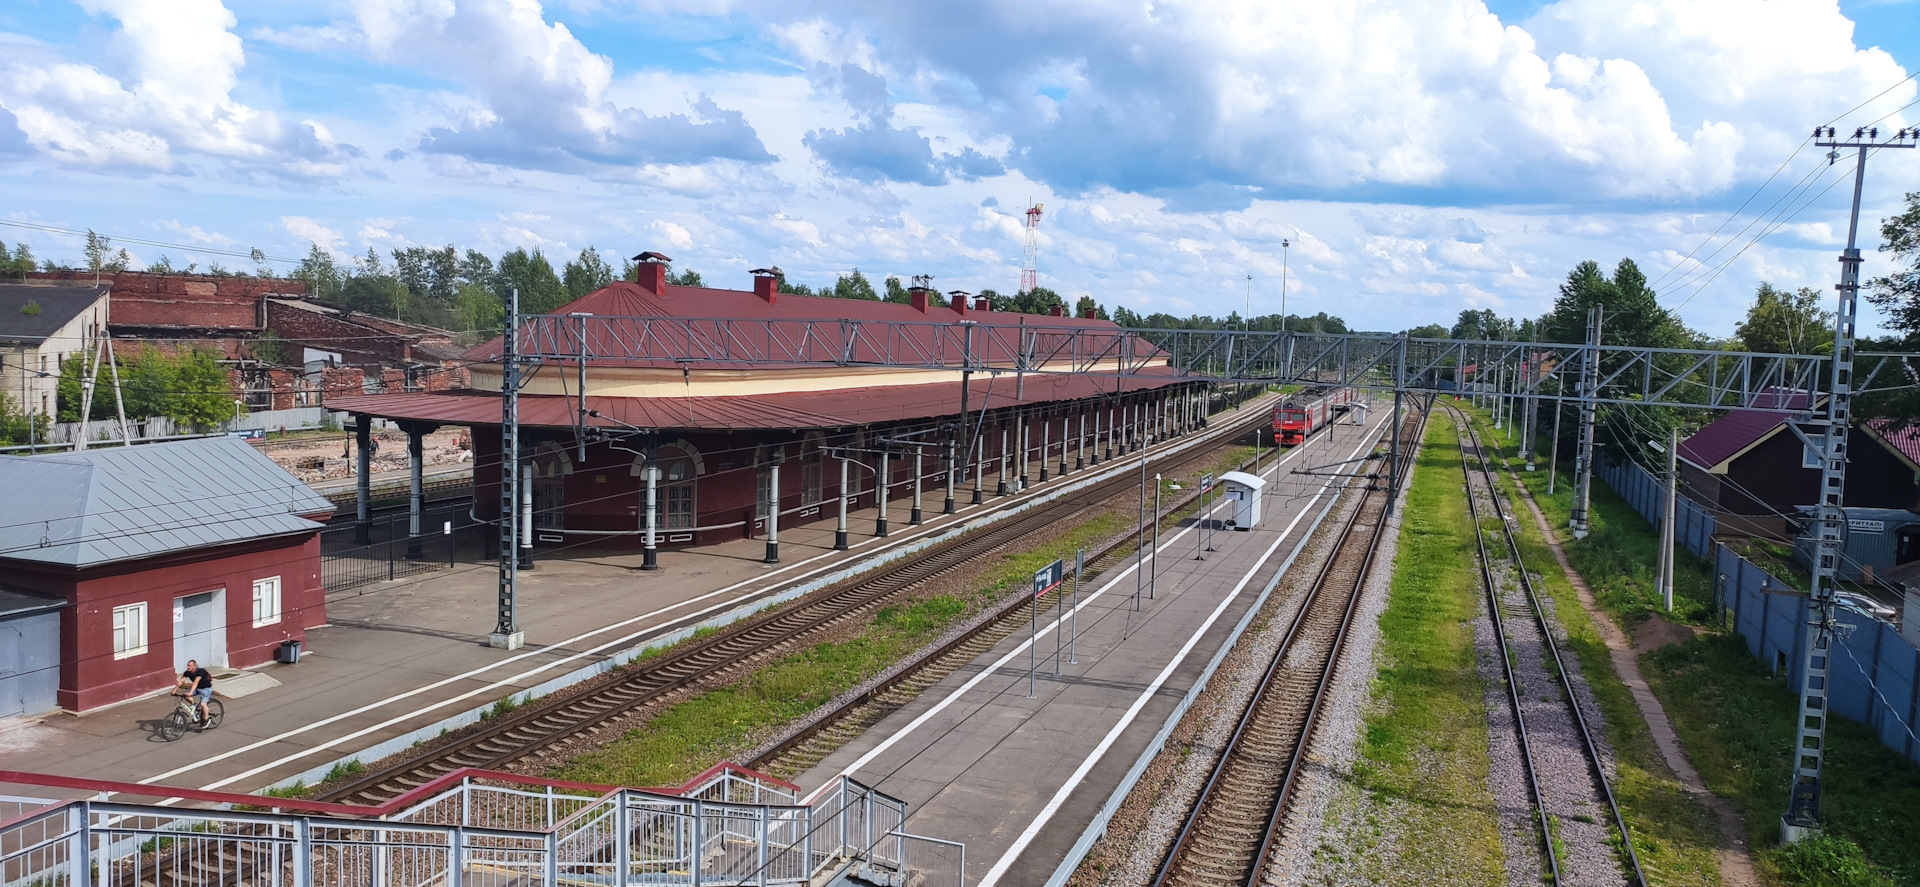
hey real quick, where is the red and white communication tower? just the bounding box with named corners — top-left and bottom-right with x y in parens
top-left (1021, 202), bottom-right (1044, 293)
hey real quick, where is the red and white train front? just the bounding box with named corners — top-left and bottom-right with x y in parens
top-left (1271, 387), bottom-right (1358, 446)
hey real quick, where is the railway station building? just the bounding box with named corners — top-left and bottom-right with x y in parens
top-left (327, 259), bottom-right (1210, 556)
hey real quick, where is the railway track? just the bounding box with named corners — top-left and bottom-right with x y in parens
top-left (315, 402), bottom-right (1280, 806)
top-left (1451, 406), bottom-right (1644, 887)
top-left (1150, 400), bottom-right (1429, 887)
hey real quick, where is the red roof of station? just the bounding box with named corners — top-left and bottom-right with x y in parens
top-left (465, 282), bottom-right (1144, 369)
top-left (328, 368), bottom-right (1192, 431)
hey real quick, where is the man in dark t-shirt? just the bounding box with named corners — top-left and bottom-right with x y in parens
top-left (179, 660), bottom-right (214, 722)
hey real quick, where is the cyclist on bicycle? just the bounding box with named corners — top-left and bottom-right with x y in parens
top-left (178, 660), bottom-right (214, 723)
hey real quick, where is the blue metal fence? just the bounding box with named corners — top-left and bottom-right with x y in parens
top-left (1596, 454), bottom-right (1718, 558)
top-left (1713, 545), bottom-right (1920, 765)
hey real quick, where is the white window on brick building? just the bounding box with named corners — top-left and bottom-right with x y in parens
top-left (252, 576), bottom-right (282, 627)
top-left (113, 602), bottom-right (148, 658)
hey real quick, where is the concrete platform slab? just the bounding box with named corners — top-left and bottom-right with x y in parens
top-left (790, 403), bottom-right (1393, 887)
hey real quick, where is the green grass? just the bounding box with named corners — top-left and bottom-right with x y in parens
top-left (1466, 405), bottom-right (1920, 886)
top-left (555, 596), bottom-right (966, 787)
top-left (552, 501), bottom-right (1135, 788)
top-left (1458, 405), bottom-right (1722, 886)
top-left (1646, 636), bottom-right (1919, 886)
top-left (1342, 410), bottom-right (1507, 882)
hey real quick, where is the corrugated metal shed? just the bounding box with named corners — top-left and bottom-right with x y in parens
top-left (0, 437), bottom-right (335, 568)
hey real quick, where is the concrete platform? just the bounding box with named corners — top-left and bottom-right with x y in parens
top-left (0, 396), bottom-right (1288, 800)
top-left (790, 403), bottom-right (1395, 887)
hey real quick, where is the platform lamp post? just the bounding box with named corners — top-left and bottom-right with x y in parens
top-left (836, 454), bottom-right (852, 551)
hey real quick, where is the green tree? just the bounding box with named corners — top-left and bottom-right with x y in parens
top-left (1450, 308), bottom-right (1515, 340)
top-left (251, 331), bottom-right (289, 366)
top-left (827, 269), bottom-right (879, 301)
top-left (666, 266), bottom-right (703, 287)
top-left (1735, 282), bottom-right (1833, 354)
top-left (148, 254), bottom-right (175, 274)
top-left (1405, 323), bottom-right (1450, 338)
top-left (0, 391), bottom-right (45, 445)
top-left (1541, 259), bottom-right (1689, 348)
top-left (498, 248), bottom-right (567, 313)
top-left (564, 246), bottom-right (616, 298)
top-left (296, 244), bottom-right (347, 303)
top-left (83, 230), bottom-right (129, 275)
top-left (460, 250), bottom-right (498, 291)
top-left (1009, 286), bottom-right (1067, 315)
top-left (1867, 191), bottom-right (1920, 338)
top-left (1074, 295), bottom-right (1108, 320)
top-left (883, 275), bottom-right (911, 303)
top-left (454, 282), bottom-right (505, 341)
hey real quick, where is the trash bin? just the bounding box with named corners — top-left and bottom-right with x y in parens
top-left (1218, 470), bottom-right (1266, 530)
top-left (276, 639), bottom-right (302, 664)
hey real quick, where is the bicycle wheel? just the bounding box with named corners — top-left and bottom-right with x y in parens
top-left (160, 709), bottom-right (187, 742)
top-left (202, 698), bottom-right (225, 730)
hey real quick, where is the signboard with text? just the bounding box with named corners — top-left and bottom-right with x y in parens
top-left (1034, 559), bottom-right (1065, 598)
top-left (1200, 473), bottom-right (1214, 493)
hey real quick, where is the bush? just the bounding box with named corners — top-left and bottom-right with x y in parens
top-left (1774, 833), bottom-right (1895, 887)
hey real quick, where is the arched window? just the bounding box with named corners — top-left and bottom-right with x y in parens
top-left (657, 445), bottom-right (697, 530)
top-left (531, 446), bottom-right (569, 533)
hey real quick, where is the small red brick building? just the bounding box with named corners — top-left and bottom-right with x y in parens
top-left (0, 437), bottom-right (334, 712)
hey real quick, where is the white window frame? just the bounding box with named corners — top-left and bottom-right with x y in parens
top-left (112, 602), bottom-right (148, 659)
top-left (1803, 443), bottom-right (1823, 469)
top-left (252, 576), bottom-right (283, 628)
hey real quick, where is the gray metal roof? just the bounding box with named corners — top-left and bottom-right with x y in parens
top-left (0, 283), bottom-right (108, 344)
top-left (0, 437), bottom-right (335, 568)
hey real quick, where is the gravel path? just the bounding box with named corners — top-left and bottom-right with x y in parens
top-left (1459, 419), bottom-right (1629, 887)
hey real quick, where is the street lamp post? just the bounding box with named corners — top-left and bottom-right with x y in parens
top-left (1279, 238), bottom-right (1290, 334)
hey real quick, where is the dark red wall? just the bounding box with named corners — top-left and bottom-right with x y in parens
top-left (458, 390), bottom-right (1189, 551)
top-left (1719, 425), bottom-right (1917, 516)
top-left (13, 533), bottom-right (326, 712)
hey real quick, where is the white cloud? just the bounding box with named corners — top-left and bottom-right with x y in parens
top-left (159, 219), bottom-right (236, 246)
top-left (0, 0), bottom-right (360, 175)
top-left (281, 216), bottom-right (346, 252)
top-left (651, 219), bottom-right (695, 250)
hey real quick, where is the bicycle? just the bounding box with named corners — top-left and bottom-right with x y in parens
top-left (158, 691), bottom-right (225, 741)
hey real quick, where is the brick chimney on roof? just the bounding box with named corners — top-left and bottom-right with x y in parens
top-left (751, 267), bottom-right (780, 304)
top-left (1049, 305), bottom-right (1064, 317)
top-left (949, 291), bottom-right (971, 316)
top-left (974, 296), bottom-right (993, 312)
top-left (907, 285), bottom-right (931, 313)
top-left (1080, 305), bottom-right (1099, 319)
top-left (632, 251), bottom-right (671, 294)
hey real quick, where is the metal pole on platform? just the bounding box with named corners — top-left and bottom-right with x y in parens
top-left (1018, 413), bottom-right (1030, 490)
top-left (1040, 413), bottom-right (1051, 482)
top-left (765, 462), bottom-right (780, 564)
top-left (1070, 548), bottom-right (1082, 664)
top-left (643, 452), bottom-right (659, 570)
top-left (943, 439), bottom-right (956, 515)
top-left (911, 449), bottom-right (924, 525)
top-left (1151, 473), bottom-right (1161, 600)
top-left (875, 449), bottom-right (890, 537)
top-left (835, 457), bottom-right (850, 550)
top-left (1077, 410), bottom-right (1087, 469)
top-left (998, 424), bottom-right (1011, 496)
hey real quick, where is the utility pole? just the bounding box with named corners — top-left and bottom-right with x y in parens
top-left (1655, 426), bottom-right (1678, 610)
top-left (1522, 355), bottom-right (1535, 470)
top-left (1549, 372), bottom-right (1565, 494)
top-left (1571, 307), bottom-right (1602, 538)
top-left (1783, 124), bottom-right (1917, 843)
top-left (491, 287), bottom-right (525, 650)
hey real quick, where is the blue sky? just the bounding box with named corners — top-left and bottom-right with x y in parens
top-left (2, 0), bottom-right (1917, 337)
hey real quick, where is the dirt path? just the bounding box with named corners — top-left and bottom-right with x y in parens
top-left (1504, 471), bottom-right (1760, 887)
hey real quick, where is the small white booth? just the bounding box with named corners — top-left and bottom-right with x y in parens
top-left (1219, 470), bottom-right (1266, 531)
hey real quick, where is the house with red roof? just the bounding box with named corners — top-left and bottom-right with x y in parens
top-left (325, 257), bottom-right (1208, 557)
top-left (1678, 390), bottom-right (1920, 538)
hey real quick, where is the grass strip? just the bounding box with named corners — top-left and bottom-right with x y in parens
top-left (1325, 409), bottom-right (1506, 882)
top-left (1467, 404), bottom-right (1920, 885)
